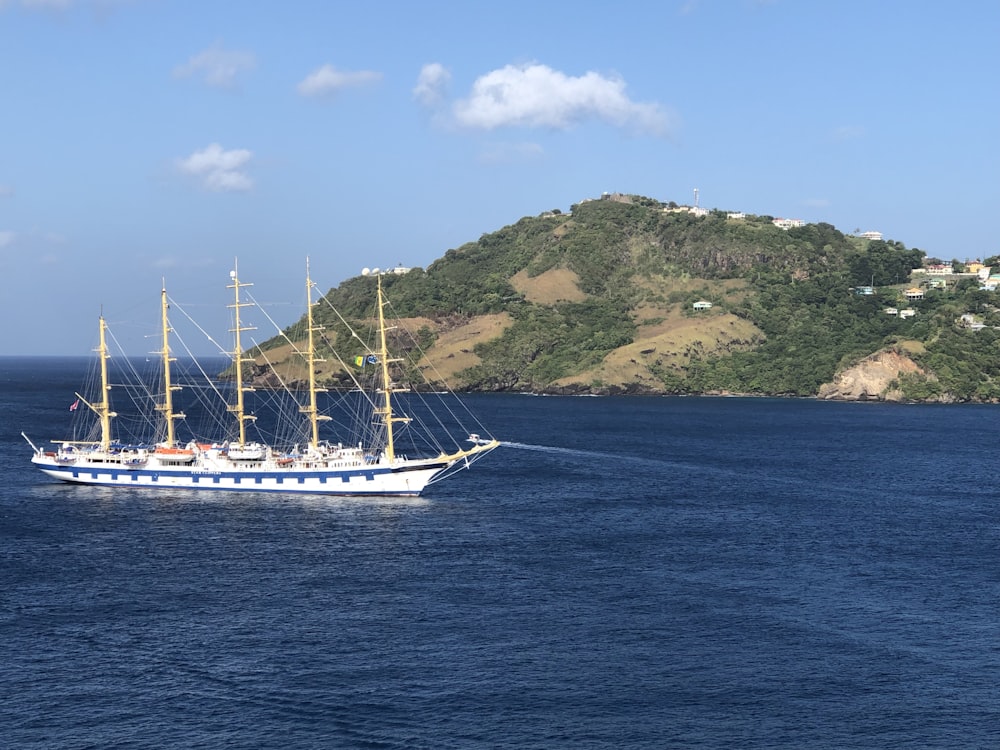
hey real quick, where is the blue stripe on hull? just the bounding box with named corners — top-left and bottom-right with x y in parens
top-left (35, 461), bottom-right (444, 497)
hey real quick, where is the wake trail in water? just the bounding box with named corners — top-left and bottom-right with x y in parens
top-left (498, 440), bottom-right (811, 487)
top-left (500, 440), bottom-right (682, 471)
top-left (500, 440), bottom-right (604, 458)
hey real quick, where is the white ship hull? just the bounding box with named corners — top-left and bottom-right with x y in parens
top-left (32, 453), bottom-right (453, 496)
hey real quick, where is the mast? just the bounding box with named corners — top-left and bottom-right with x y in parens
top-left (374, 273), bottom-right (409, 462)
top-left (300, 259), bottom-right (329, 449)
top-left (72, 314), bottom-right (118, 452)
top-left (96, 314), bottom-right (116, 452)
top-left (227, 263), bottom-right (257, 447)
top-left (155, 283), bottom-right (185, 446)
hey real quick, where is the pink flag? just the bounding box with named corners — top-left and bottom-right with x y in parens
top-left (69, 399), bottom-right (79, 412)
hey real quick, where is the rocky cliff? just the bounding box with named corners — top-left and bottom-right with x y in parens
top-left (817, 349), bottom-right (929, 402)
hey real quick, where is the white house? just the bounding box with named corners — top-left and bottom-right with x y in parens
top-left (772, 218), bottom-right (805, 230)
top-left (960, 313), bottom-right (986, 330)
top-left (692, 300), bottom-right (713, 311)
top-left (925, 264), bottom-right (953, 275)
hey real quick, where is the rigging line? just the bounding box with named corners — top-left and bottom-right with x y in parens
top-left (240, 287), bottom-right (380, 436)
top-left (104, 326), bottom-right (159, 416)
top-left (316, 292), bottom-right (377, 357)
top-left (166, 294), bottom-right (230, 359)
top-left (244, 337), bottom-right (312, 448)
top-left (170, 331), bottom-right (232, 439)
top-left (240, 292), bottom-right (342, 441)
top-left (242, 289), bottom-right (309, 360)
top-left (315, 329), bottom-right (380, 412)
top-left (380, 295), bottom-right (492, 442)
top-left (246, 336), bottom-right (296, 397)
top-left (166, 296), bottom-right (255, 439)
top-left (171, 329), bottom-right (228, 403)
top-left (241, 288), bottom-right (363, 443)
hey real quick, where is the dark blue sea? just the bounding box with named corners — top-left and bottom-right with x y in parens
top-left (2, 356), bottom-right (999, 748)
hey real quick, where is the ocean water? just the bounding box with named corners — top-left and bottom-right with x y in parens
top-left (2, 356), bottom-right (999, 748)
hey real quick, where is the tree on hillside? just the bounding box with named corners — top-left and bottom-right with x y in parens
top-left (847, 240), bottom-right (924, 286)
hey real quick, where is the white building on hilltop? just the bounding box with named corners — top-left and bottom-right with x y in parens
top-left (772, 218), bottom-right (805, 230)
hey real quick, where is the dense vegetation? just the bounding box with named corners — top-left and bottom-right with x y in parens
top-left (261, 195), bottom-right (1000, 400)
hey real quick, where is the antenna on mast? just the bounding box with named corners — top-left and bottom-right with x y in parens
top-left (693, 188), bottom-right (700, 208)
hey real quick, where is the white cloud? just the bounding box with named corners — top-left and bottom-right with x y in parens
top-left (174, 45), bottom-right (255, 88)
top-left (297, 64), bottom-right (382, 97)
top-left (451, 63), bottom-right (671, 137)
top-left (413, 63), bottom-right (451, 107)
top-left (177, 143), bottom-right (253, 192)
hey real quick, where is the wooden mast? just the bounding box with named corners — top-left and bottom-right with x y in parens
top-left (96, 314), bottom-right (115, 452)
top-left (374, 273), bottom-right (410, 462)
top-left (300, 259), bottom-right (330, 449)
top-left (72, 314), bottom-right (117, 452)
top-left (227, 263), bottom-right (257, 447)
top-left (155, 283), bottom-right (185, 446)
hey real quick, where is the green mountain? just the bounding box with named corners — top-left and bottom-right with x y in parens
top-left (255, 194), bottom-right (1000, 401)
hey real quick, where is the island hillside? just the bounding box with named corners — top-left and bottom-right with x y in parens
top-left (250, 194), bottom-right (1000, 402)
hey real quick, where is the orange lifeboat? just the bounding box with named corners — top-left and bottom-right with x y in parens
top-left (154, 446), bottom-right (195, 463)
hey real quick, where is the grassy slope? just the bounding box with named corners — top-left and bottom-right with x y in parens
top-left (255, 266), bottom-right (761, 393)
top-left (251, 197), bottom-right (955, 396)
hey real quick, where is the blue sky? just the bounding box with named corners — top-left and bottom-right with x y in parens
top-left (1, 0), bottom-right (997, 355)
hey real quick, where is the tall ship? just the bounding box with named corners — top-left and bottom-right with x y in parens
top-left (23, 263), bottom-right (499, 496)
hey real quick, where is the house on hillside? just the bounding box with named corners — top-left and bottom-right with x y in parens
top-left (960, 313), bottom-right (986, 330)
top-left (904, 287), bottom-right (925, 300)
top-left (925, 263), bottom-right (953, 275)
top-left (600, 192), bottom-right (632, 204)
top-left (692, 300), bottom-right (713, 311)
top-left (772, 218), bottom-right (805, 230)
